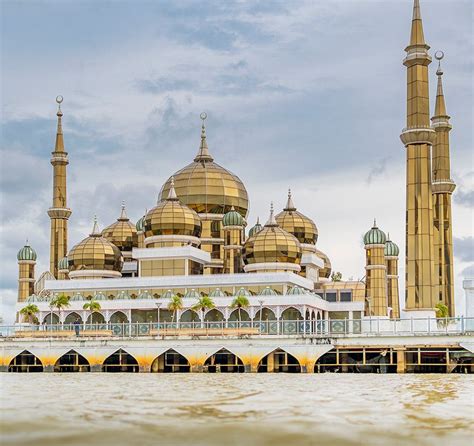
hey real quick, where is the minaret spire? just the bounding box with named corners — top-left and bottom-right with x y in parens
top-left (284, 188), bottom-right (296, 211)
top-left (118, 201), bottom-right (129, 221)
top-left (400, 0), bottom-right (438, 312)
top-left (431, 51), bottom-right (456, 316)
top-left (265, 202), bottom-right (278, 227)
top-left (48, 95), bottom-right (72, 278)
top-left (90, 215), bottom-right (101, 236)
top-left (167, 176), bottom-right (179, 201)
top-left (194, 112), bottom-right (214, 162)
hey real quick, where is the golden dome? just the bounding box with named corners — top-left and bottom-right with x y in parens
top-left (243, 205), bottom-right (301, 265)
top-left (316, 249), bottom-right (332, 279)
top-left (68, 218), bottom-right (123, 273)
top-left (159, 117), bottom-right (248, 217)
top-left (144, 179), bottom-right (202, 238)
top-left (275, 190), bottom-right (318, 244)
top-left (102, 203), bottom-right (138, 252)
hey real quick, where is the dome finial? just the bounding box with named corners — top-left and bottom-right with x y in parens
top-left (433, 51), bottom-right (449, 118)
top-left (167, 176), bottom-right (178, 201)
top-left (118, 201), bottom-right (128, 221)
top-left (265, 202), bottom-right (278, 227)
top-left (194, 112), bottom-right (214, 162)
top-left (54, 95), bottom-right (65, 153)
top-left (373, 218), bottom-right (377, 228)
top-left (90, 215), bottom-right (101, 236)
top-left (284, 187), bottom-right (296, 211)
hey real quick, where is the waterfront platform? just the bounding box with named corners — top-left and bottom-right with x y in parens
top-left (2, 317), bottom-right (473, 373)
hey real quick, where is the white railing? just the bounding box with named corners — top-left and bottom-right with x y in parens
top-left (1, 317), bottom-right (473, 338)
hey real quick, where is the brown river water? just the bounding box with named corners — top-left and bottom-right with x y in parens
top-left (1, 374), bottom-right (473, 446)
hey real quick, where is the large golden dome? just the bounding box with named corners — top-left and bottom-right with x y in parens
top-left (68, 219), bottom-right (123, 273)
top-left (144, 180), bottom-right (202, 238)
top-left (243, 206), bottom-right (301, 265)
top-left (102, 204), bottom-right (138, 252)
top-left (275, 190), bottom-right (318, 244)
top-left (159, 118), bottom-right (248, 217)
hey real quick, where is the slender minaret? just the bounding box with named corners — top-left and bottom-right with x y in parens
top-left (431, 52), bottom-right (456, 316)
top-left (385, 235), bottom-right (401, 319)
top-left (17, 242), bottom-right (37, 302)
top-left (400, 0), bottom-right (437, 312)
top-left (223, 206), bottom-right (245, 274)
top-left (47, 96), bottom-right (72, 278)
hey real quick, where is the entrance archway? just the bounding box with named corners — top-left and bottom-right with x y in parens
top-left (257, 349), bottom-right (301, 373)
top-left (204, 348), bottom-right (244, 373)
top-left (64, 312), bottom-right (83, 325)
top-left (54, 350), bottom-right (90, 372)
top-left (8, 350), bottom-right (43, 372)
top-left (102, 349), bottom-right (139, 372)
top-left (151, 349), bottom-right (190, 372)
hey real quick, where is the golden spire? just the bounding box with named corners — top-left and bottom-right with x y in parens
top-left (265, 202), bottom-right (278, 227)
top-left (194, 112), bottom-right (214, 162)
top-left (167, 176), bottom-right (179, 201)
top-left (433, 52), bottom-right (449, 118)
top-left (284, 188), bottom-right (296, 211)
top-left (54, 95), bottom-right (65, 153)
top-left (409, 0), bottom-right (426, 47)
top-left (118, 201), bottom-right (129, 221)
top-left (90, 216), bottom-right (101, 237)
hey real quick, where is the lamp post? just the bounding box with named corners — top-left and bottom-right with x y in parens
top-left (49, 302), bottom-right (54, 331)
top-left (258, 300), bottom-right (264, 334)
top-left (155, 302), bottom-right (162, 334)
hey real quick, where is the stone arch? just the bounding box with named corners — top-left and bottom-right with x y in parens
top-left (281, 307), bottom-right (303, 320)
top-left (151, 349), bottom-right (190, 373)
top-left (8, 350), bottom-right (43, 372)
top-left (315, 349), bottom-right (338, 373)
top-left (64, 312), bottom-right (83, 325)
top-left (254, 307), bottom-right (277, 321)
top-left (204, 348), bottom-right (245, 373)
top-left (54, 350), bottom-right (90, 372)
top-left (204, 309), bottom-right (224, 322)
top-left (109, 311), bottom-right (129, 324)
top-left (228, 308), bottom-right (251, 322)
top-left (43, 313), bottom-right (60, 324)
top-left (102, 349), bottom-right (139, 373)
top-left (86, 312), bottom-right (106, 324)
top-left (180, 309), bottom-right (200, 323)
top-left (257, 348), bottom-right (301, 373)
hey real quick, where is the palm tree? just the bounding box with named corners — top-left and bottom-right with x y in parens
top-left (231, 295), bottom-right (250, 326)
top-left (19, 304), bottom-right (39, 324)
top-left (331, 271), bottom-right (342, 282)
top-left (83, 299), bottom-right (102, 325)
top-left (435, 302), bottom-right (450, 328)
top-left (192, 296), bottom-right (215, 328)
top-left (168, 295), bottom-right (183, 327)
top-left (50, 293), bottom-right (70, 325)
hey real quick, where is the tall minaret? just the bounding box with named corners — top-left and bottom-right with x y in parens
top-left (431, 52), bottom-right (456, 315)
top-left (400, 0), bottom-right (437, 312)
top-left (47, 96), bottom-right (72, 278)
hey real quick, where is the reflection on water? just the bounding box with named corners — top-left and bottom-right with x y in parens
top-left (1, 374), bottom-right (473, 446)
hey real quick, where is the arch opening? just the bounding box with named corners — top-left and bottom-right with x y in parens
top-left (257, 349), bottom-right (301, 373)
top-left (151, 349), bottom-right (190, 373)
top-left (102, 349), bottom-right (139, 373)
top-left (110, 311), bottom-right (129, 324)
top-left (54, 350), bottom-right (90, 372)
top-left (204, 348), bottom-right (244, 373)
top-left (8, 350), bottom-right (43, 372)
top-left (64, 312), bottom-right (83, 325)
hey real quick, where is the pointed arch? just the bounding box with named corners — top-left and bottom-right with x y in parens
top-left (43, 313), bottom-right (60, 324)
top-left (86, 312), bottom-right (105, 324)
top-left (102, 349), bottom-right (139, 372)
top-left (64, 312), bottom-right (83, 325)
top-left (54, 350), bottom-right (90, 372)
top-left (228, 308), bottom-right (250, 322)
top-left (257, 348), bottom-right (301, 373)
top-left (8, 350), bottom-right (43, 372)
top-left (204, 309), bottom-right (224, 322)
top-left (180, 309), bottom-right (200, 323)
top-left (151, 349), bottom-right (190, 373)
top-left (109, 311), bottom-right (129, 324)
top-left (204, 348), bottom-right (244, 373)
top-left (254, 307), bottom-right (277, 321)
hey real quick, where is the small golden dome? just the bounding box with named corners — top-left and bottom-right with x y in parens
top-left (316, 248), bottom-right (332, 279)
top-left (275, 189), bottom-right (318, 244)
top-left (68, 218), bottom-right (123, 273)
top-left (144, 178), bottom-right (202, 238)
top-left (243, 204), bottom-right (301, 265)
top-left (102, 203), bottom-right (138, 252)
top-left (159, 116), bottom-right (248, 217)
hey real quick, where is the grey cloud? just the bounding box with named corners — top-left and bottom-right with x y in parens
top-left (454, 187), bottom-right (474, 208)
top-left (366, 157), bottom-right (389, 185)
top-left (453, 236), bottom-right (474, 263)
top-left (461, 264), bottom-right (474, 278)
top-left (135, 78), bottom-right (197, 94)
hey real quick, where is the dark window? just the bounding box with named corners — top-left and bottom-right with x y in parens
top-left (326, 292), bottom-right (337, 302)
top-left (340, 291), bottom-right (352, 302)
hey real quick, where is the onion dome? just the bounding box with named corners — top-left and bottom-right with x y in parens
top-left (26, 294), bottom-right (39, 302)
top-left (94, 292), bottom-right (107, 301)
top-left (385, 235), bottom-right (400, 257)
top-left (243, 204), bottom-right (302, 265)
top-left (71, 292), bottom-right (83, 301)
top-left (235, 287), bottom-right (251, 297)
top-left (58, 256), bottom-right (69, 270)
top-left (275, 189), bottom-right (318, 244)
top-left (144, 178), bottom-right (202, 238)
top-left (223, 206), bottom-right (245, 227)
top-left (102, 203), bottom-right (138, 252)
top-left (315, 249), bottom-right (332, 279)
top-left (136, 214), bottom-right (145, 232)
top-left (17, 243), bottom-right (37, 261)
top-left (184, 289), bottom-right (200, 299)
top-left (68, 218), bottom-right (123, 275)
top-left (288, 285), bottom-right (306, 295)
top-left (248, 218), bottom-right (263, 237)
top-left (162, 290), bottom-right (174, 299)
top-left (138, 290), bottom-right (153, 300)
top-left (159, 114), bottom-right (249, 217)
top-left (363, 220), bottom-right (387, 245)
top-left (116, 290), bottom-right (130, 300)
top-left (259, 287), bottom-right (278, 296)
top-left (209, 288), bottom-right (225, 298)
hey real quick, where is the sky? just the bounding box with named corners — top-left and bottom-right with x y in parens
top-left (1, 0), bottom-right (473, 324)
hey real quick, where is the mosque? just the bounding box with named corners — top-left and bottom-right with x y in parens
top-left (14, 0), bottom-right (457, 334)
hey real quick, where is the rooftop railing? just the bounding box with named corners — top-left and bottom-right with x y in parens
top-left (1, 317), bottom-right (473, 339)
